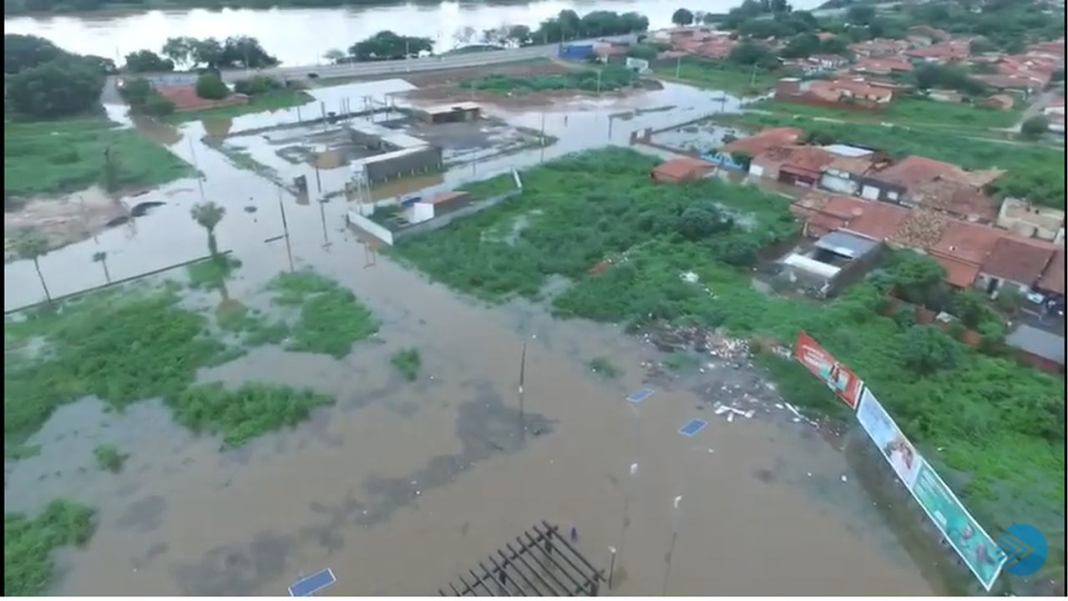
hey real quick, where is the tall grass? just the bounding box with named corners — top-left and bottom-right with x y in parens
top-left (4, 500), bottom-right (95, 596)
top-left (268, 271), bottom-right (378, 358)
top-left (390, 348), bottom-right (421, 381)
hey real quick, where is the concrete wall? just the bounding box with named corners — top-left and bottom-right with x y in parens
top-left (365, 146), bottom-right (443, 184)
top-left (346, 211), bottom-right (395, 245)
top-left (347, 190), bottom-right (520, 246)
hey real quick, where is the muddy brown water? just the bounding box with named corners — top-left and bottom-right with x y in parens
top-left (5, 75), bottom-right (946, 595)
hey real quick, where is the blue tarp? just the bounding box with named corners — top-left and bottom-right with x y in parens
top-left (626, 388), bottom-right (655, 404)
top-left (289, 569), bottom-right (336, 596)
top-left (678, 418), bottom-right (708, 437)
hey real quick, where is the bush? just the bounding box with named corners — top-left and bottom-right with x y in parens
top-left (93, 444), bottom-right (125, 472)
top-left (195, 73), bottom-right (229, 100)
top-left (143, 93), bottom-right (175, 117)
top-left (390, 348), bottom-right (421, 381)
top-left (902, 326), bottom-right (960, 374)
top-left (233, 75), bottom-right (280, 95)
top-left (1020, 115), bottom-right (1049, 138)
top-left (4, 500), bottom-right (95, 596)
top-left (6, 59), bottom-right (105, 118)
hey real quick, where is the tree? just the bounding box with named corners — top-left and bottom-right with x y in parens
top-left (1020, 115), bottom-right (1049, 138)
top-left (626, 44), bottom-right (660, 61)
top-left (888, 252), bottom-right (946, 307)
top-left (780, 32), bottom-right (820, 58)
top-left (677, 202), bottom-right (732, 240)
top-left (949, 289), bottom-right (987, 328)
top-left (968, 37), bottom-right (997, 54)
top-left (124, 50), bottom-right (174, 73)
top-left (349, 31), bottom-right (433, 61)
top-left (820, 35), bottom-right (850, 55)
top-left (847, 4), bottom-right (876, 25)
top-left (15, 229), bottom-right (52, 304)
top-left (195, 73), bottom-right (229, 100)
top-left (191, 38), bottom-right (225, 70)
top-left (143, 93), bottom-right (175, 117)
top-left (506, 25), bottom-right (532, 47)
top-left (6, 60), bottom-right (104, 118)
top-left (162, 36), bottom-right (197, 68)
top-left (233, 75), bottom-right (279, 95)
top-left (221, 36), bottom-right (279, 69)
top-left (620, 12), bottom-right (649, 33)
top-left (191, 202), bottom-right (225, 259)
top-left (902, 326), bottom-right (960, 374)
top-left (728, 41), bottom-right (777, 68)
top-left (4, 34), bottom-right (65, 74)
top-left (672, 8), bottom-right (694, 26)
top-left (118, 77), bottom-right (153, 106)
top-left (323, 48), bottom-right (346, 64)
top-left (92, 251), bottom-right (111, 283)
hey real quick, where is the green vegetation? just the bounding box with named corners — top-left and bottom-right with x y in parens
top-left (390, 348), bottom-right (422, 381)
top-left (713, 112), bottom-right (1065, 207)
top-left (663, 351), bottom-right (701, 372)
top-left (186, 255), bottom-right (241, 289)
top-left (4, 117), bottom-right (192, 199)
top-left (653, 58), bottom-right (779, 96)
top-left (166, 89), bottom-right (313, 123)
top-left (118, 77), bottom-right (176, 117)
top-left (4, 286), bottom-right (228, 443)
top-left (92, 444), bottom-right (125, 472)
top-left (4, 500), bottom-right (95, 596)
top-left (461, 67), bottom-right (638, 94)
top-left (752, 98), bottom-right (1022, 130)
top-left (5, 443), bottom-right (42, 460)
top-left (395, 149), bottom-right (1064, 578)
top-left (268, 271), bottom-right (378, 357)
top-left (4, 35), bottom-right (111, 119)
top-left (195, 72), bottom-right (229, 100)
top-left (588, 357), bottom-right (620, 379)
top-left (168, 382), bottom-right (332, 447)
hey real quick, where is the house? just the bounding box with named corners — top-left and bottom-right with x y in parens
top-left (905, 40), bottom-right (970, 64)
top-left (1034, 249), bottom-right (1065, 300)
top-left (720, 127), bottom-right (803, 158)
top-left (976, 236), bottom-right (1057, 297)
top-left (807, 54), bottom-right (850, 70)
top-left (776, 78), bottom-right (894, 109)
top-left (996, 198), bottom-right (1066, 243)
top-left (888, 208), bottom-right (950, 250)
top-left (417, 102), bottom-right (481, 124)
top-left (749, 145), bottom-right (834, 186)
top-left (972, 74), bottom-right (1039, 95)
top-left (982, 94), bottom-right (1015, 111)
top-left (909, 179), bottom-right (999, 223)
top-left (651, 157), bottom-right (715, 183)
top-left (852, 57), bottom-right (914, 76)
top-left (927, 220), bottom-right (1004, 288)
top-left (1004, 324), bottom-right (1065, 373)
top-left (778, 230), bottom-right (885, 297)
top-left (818, 146), bottom-right (881, 196)
top-left (864, 155), bottom-right (1002, 205)
top-left (791, 192), bottom-right (909, 240)
top-left (849, 38), bottom-right (912, 59)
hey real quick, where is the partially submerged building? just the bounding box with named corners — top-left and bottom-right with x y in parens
top-left (778, 230), bottom-right (884, 297)
top-left (346, 122), bottom-right (443, 184)
top-left (414, 102), bottom-right (482, 124)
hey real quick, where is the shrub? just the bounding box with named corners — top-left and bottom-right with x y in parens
top-left (902, 326), bottom-right (960, 374)
top-left (6, 59), bottom-right (104, 118)
top-left (4, 500), bottom-right (95, 596)
top-left (233, 75), bottom-right (280, 95)
top-left (1020, 115), bottom-right (1049, 138)
top-left (143, 93), bottom-right (176, 117)
top-left (195, 73), bottom-right (229, 100)
top-left (93, 444), bottom-right (125, 472)
top-left (390, 348), bottom-right (421, 381)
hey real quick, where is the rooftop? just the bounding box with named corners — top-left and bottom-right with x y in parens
top-left (980, 236), bottom-right (1056, 285)
top-left (652, 157), bottom-right (715, 180)
top-left (930, 220), bottom-right (1003, 265)
top-left (872, 155), bottom-right (1001, 191)
top-left (1005, 324), bottom-right (1066, 366)
top-left (910, 179), bottom-right (999, 222)
top-left (1037, 249), bottom-right (1065, 296)
top-left (721, 127), bottom-right (802, 157)
top-left (815, 230), bottom-right (879, 259)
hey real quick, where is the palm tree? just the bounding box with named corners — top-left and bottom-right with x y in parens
top-left (15, 229), bottom-right (52, 304)
top-left (92, 251), bottom-right (111, 284)
top-left (190, 201), bottom-right (226, 259)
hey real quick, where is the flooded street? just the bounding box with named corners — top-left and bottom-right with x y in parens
top-left (5, 74), bottom-right (943, 595)
top-left (3, 0), bottom-right (826, 66)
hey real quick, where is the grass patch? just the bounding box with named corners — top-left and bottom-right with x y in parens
top-left (3, 286), bottom-right (228, 443)
top-left (268, 271), bottom-right (378, 357)
top-left (393, 148), bottom-right (1064, 582)
top-left (168, 382), bottom-right (333, 447)
top-left (165, 89), bottom-right (314, 123)
top-left (653, 58), bottom-right (779, 96)
top-left (390, 348), bottom-right (421, 381)
top-left (4, 116), bottom-right (192, 200)
top-left (752, 97), bottom-right (1023, 130)
top-left (186, 255), bottom-right (241, 289)
top-left (714, 112), bottom-right (1065, 208)
top-left (5, 443), bottom-right (41, 461)
top-left (460, 66), bottom-right (638, 94)
top-left (588, 356), bottom-right (620, 378)
top-left (4, 500), bottom-right (95, 596)
top-left (92, 444), bottom-right (125, 472)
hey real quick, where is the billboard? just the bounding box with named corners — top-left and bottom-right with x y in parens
top-left (912, 462), bottom-right (1007, 591)
top-left (793, 331), bottom-right (864, 409)
top-left (856, 388), bottom-right (922, 489)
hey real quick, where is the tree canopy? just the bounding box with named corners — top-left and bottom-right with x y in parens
top-left (348, 31), bottom-right (434, 61)
top-left (672, 8), bottom-right (694, 26)
top-left (7, 59), bottom-right (105, 118)
top-left (161, 36), bottom-right (278, 69)
top-left (123, 49), bottom-right (174, 73)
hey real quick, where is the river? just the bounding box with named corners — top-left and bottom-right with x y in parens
top-left (5, 0), bottom-right (823, 66)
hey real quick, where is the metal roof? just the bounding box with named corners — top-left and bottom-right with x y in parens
top-left (1005, 324), bottom-right (1066, 365)
top-left (815, 230), bottom-right (879, 259)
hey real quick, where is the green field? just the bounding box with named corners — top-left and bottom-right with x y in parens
top-left (715, 112), bottom-right (1065, 208)
top-left (752, 97), bottom-right (1024, 131)
top-left (4, 116), bottom-right (192, 200)
top-left (166, 89), bottom-right (314, 123)
top-left (653, 58), bottom-right (780, 96)
top-left (395, 148), bottom-right (1064, 590)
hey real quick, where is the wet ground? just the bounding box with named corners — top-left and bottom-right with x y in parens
top-left (4, 74), bottom-right (945, 595)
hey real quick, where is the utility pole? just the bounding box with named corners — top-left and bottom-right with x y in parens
top-left (277, 185), bottom-right (294, 272)
top-left (518, 340), bottom-right (527, 442)
top-left (676, 55), bottom-right (682, 78)
top-left (596, 68), bottom-right (602, 94)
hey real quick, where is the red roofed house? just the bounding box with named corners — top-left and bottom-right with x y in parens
top-left (791, 192), bottom-right (909, 240)
top-left (976, 236), bottom-right (1058, 298)
top-left (1034, 249), bottom-right (1065, 299)
top-left (749, 146), bottom-right (835, 187)
top-left (927, 221), bottom-right (1004, 288)
top-left (852, 57), bottom-right (914, 76)
top-left (776, 77), bottom-right (894, 110)
top-left (904, 40), bottom-right (970, 64)
top-left (651, 157), bottom-right (716, 183)
top-left (863, 155), bottom-right (1002, 208)
top-left (849, 38), bottom-right (911, 58)
top-left (721, 127), bottom-right (802, 158)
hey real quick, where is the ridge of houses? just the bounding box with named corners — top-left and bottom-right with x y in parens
top-left (718, 126), bottom-right (1065, 301)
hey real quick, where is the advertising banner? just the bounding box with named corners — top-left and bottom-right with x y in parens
top-left (793, 331), bottom-right (864, 409)
top-left (912, 462), bottom-right (1007, 591)
top-left (855, 388), bottom-right (922, 489)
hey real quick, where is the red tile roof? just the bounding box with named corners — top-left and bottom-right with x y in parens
top-left (872, 155), bottom-right (1001, 191)
top-left (792, 193), bottom-right (908, 241)
top-left (652, 157), bottom-right (715, 182)
top-left (932, 254), bottom-right (981, 288)
top-left (910, 179), bottom-right (998, 222)
top-left (980, 237), bottom-right (1057, 285)
top-left (721, 127), bottom-right (802, 156)
top-left (1037, 249), bottom-right (1065, 295)
top-left (930, 221), bottom-right (1003, 265)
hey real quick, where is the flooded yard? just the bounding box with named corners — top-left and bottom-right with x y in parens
top-left (5, 72), bottom-right (946, 596)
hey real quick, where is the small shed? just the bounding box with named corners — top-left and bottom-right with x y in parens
top-left (651, 157), bottom-right (715, 184)
top-left (420, 102), bottom-right (481, 124)
top-left (411, 191), bottom-right (471, 222)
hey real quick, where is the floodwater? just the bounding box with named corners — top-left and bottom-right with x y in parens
top-left (4, 75), bottom-right (946, 595)
top-left (3, 0), bottom-right (827, 66)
